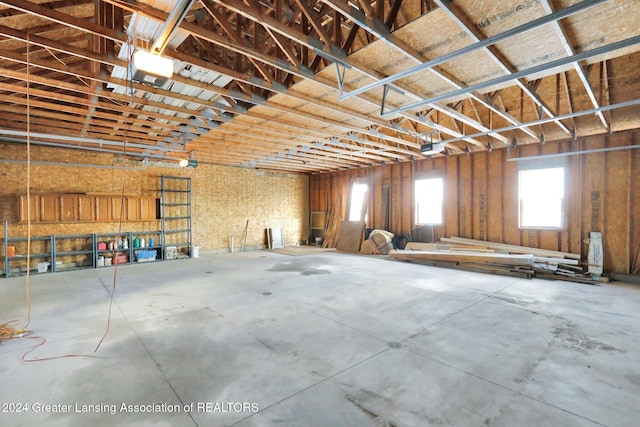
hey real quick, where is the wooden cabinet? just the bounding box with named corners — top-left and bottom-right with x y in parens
top-left (140, 197), bottom-right (157, 221)
top-left (127, 197), bottom-right (140, 221)
top-left (40, 194), bottom-right (59, 222)
top-left (60, 195), bottom-right (78, 222)
top-left (19, 194), bottom-right (158, 223)
top-left (112, 197), bottom-right (125, 221)
top-left (78, 195), bottom-right (95, 221)
top-left (95, 195), bottom-right (112, 221)
top-left (19, 195), bottom-right (38, 222)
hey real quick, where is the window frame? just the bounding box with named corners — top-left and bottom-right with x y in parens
top-left (517, 165), bottom-right (566, 230)
top-left (348, 181), bottom-right (369, 222)
top-left (413, 174), bottom-right (444, 226)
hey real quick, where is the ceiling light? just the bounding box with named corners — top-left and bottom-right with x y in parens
top-left (420, 142), bottom-right (445, 155)
top-left (179, 159), bottom-right (189, 167)
top-left (132, 50), bottom-right (174, 83)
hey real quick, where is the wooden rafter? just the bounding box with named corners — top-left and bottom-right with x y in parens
top-left (0, 0), bottom-right (638, 173)
top-left (538, 0), bottom-right (608, 130)
top-left (433, 0), bottom-right (571, 137)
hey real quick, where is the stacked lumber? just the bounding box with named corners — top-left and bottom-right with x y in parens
top-left (322, 197), bottom-right (342, 248)
top-left (391, 237), bottom-right (602, 285)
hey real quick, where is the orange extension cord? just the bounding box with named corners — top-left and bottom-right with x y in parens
top-left (0, 36), bottom-right (130, 362)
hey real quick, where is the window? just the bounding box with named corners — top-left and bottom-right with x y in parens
top-left (518, 167), bottom-right (564, 229)
top-left (415, 177), bottom-right (443, 225)
top-left (348, 183), bottom-right (368, 221)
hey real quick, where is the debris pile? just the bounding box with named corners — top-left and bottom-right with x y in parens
top-left (389, 236), bottom-right (603, 285)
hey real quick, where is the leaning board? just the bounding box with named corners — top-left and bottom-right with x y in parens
top-left (336, 221), bottom-right (365, 253)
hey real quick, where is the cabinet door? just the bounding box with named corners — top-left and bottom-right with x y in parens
top-left (140, 197), bottom-right (158, 221)
top-left (96, 196), bottom-right (112, 221)
top-left (112, 197), bottom-right (126, 221)
top-left (78, 196), bottom-right (96, 222)
top-left (40, 194), bottom-right (59, 222)
top-left (60, 195), bottom-right (78, 222)
top-left (127, 197), bottom-right (141, 221)
top-left (19, 195), bottom-right (39, 222)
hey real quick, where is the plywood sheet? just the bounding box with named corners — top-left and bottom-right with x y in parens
top-left (336, 220), bottom-right (365, 252)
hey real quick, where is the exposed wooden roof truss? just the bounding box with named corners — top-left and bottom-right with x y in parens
top-left (0, 0), bottom-right (639, 172)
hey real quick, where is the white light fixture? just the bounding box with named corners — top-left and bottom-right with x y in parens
top-left (420, 142), bottom-right (445, 155)
top-left (179, 159), bottom-right (189, 167)
top-left (131, 50), bottom-right (174, 86)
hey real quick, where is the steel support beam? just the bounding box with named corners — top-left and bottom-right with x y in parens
top-left (338, 0), bottom-right (605, 100)
top-left (382, 35), bottom-right (640, 117)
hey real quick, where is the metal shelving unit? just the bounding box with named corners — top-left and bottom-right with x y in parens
top-left (3, 231), bottom-right (53, 278)
top-left (2, 177), bottom-right (193, 277)
top-left (1, 221), bottom-right (167, 277)
top-left (94, 231), bottom-right (162, 267)
top-left (161, 176), bottom-right (192, 259)
top-left (52, 234), bottom-right (95, 273)
top-left (2, 222), bottom-right (94, 277)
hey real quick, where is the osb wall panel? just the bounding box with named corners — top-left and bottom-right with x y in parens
top-left (0, 144), bottom-right (308, 261)
top-left (631, 139), bottom-right (640, 274)
top-left (310, 130), bottom-right (640, 274)
top-left (192, 167), bottom-right (308, 251)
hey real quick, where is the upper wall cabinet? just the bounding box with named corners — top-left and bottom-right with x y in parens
top-left (19, 194), bottom-right (158, 223)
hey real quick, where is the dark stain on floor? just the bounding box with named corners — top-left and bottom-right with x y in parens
top-left (269, 261), bottom-right (331, 276)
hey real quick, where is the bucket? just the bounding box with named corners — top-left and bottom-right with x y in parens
top-left (315, 237), bottom-right (322, 247)
top-left (97, 256), bottom-right (105, 267)
top-left (105, 257), bottom-right (112, 266)
top-left (37, 262), bottom-right (49, 273)
top-left (7, 246), bottom-right (15, 257)
top-left (192, 246), bottom-right (199, 258)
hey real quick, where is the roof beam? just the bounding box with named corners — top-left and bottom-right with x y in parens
top-left (200, 0), bottom-right (486, 146)
top-left (432, 0), bottom-right (572, 136)
top-left (382, 34), bottom-right (640, 116)
top-left (539, 0), bottom-right (608, 130)
top-left (437, 98), bottom-right (640, 146)
top-left (321, 0), bottom-right (518, 144)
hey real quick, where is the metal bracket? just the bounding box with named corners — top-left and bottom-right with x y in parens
top-left (335, 63), bottom-right (347, 95)
top-left (380, 85), bottom-right (390, 116)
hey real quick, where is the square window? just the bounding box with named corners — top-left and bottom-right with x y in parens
top-left (348, 183), bottom-right (368, 221)
top-left (518, 167), bottom-right (564, 229)
top-left (415, 177), bottom-right (443, 225)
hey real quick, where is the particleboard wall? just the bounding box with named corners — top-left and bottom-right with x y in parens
top-left (0, 144), bottom-right (308, 270)
top-left (310, 129), bottom-right (640, 275)
top-left (191, 166), bottom-right (308, 252)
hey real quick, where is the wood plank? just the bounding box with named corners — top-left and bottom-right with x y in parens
top-left (442, 236), bottom-right (580, 260)
top-left (389, 249), bottom-right (534, 267)
top-left (533, 256), bottom-right (580, 266)
top-left (536, 273), bottom-right (601, 286)
top-left (405, 242), bottom-right (447, 251)
top-left (381, 184), bottom-right (389, 231)
top-left (394, 258), bottom-right (532, 279)
top-left (336, 220), bottom-right (365, 253)
top-left (448, 247), bottom-right (496, 253)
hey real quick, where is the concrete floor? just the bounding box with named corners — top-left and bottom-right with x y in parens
top-left (1, 249), bottom-right (639, 427)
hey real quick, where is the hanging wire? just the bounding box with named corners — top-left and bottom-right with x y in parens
top-left (1, 33), bottom-right (33, 342)
top-left (0, 35), bottom-right (134, 362)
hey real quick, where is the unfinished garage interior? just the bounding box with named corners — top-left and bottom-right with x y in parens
top-left (1, 0), bottom-right (640, 425)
